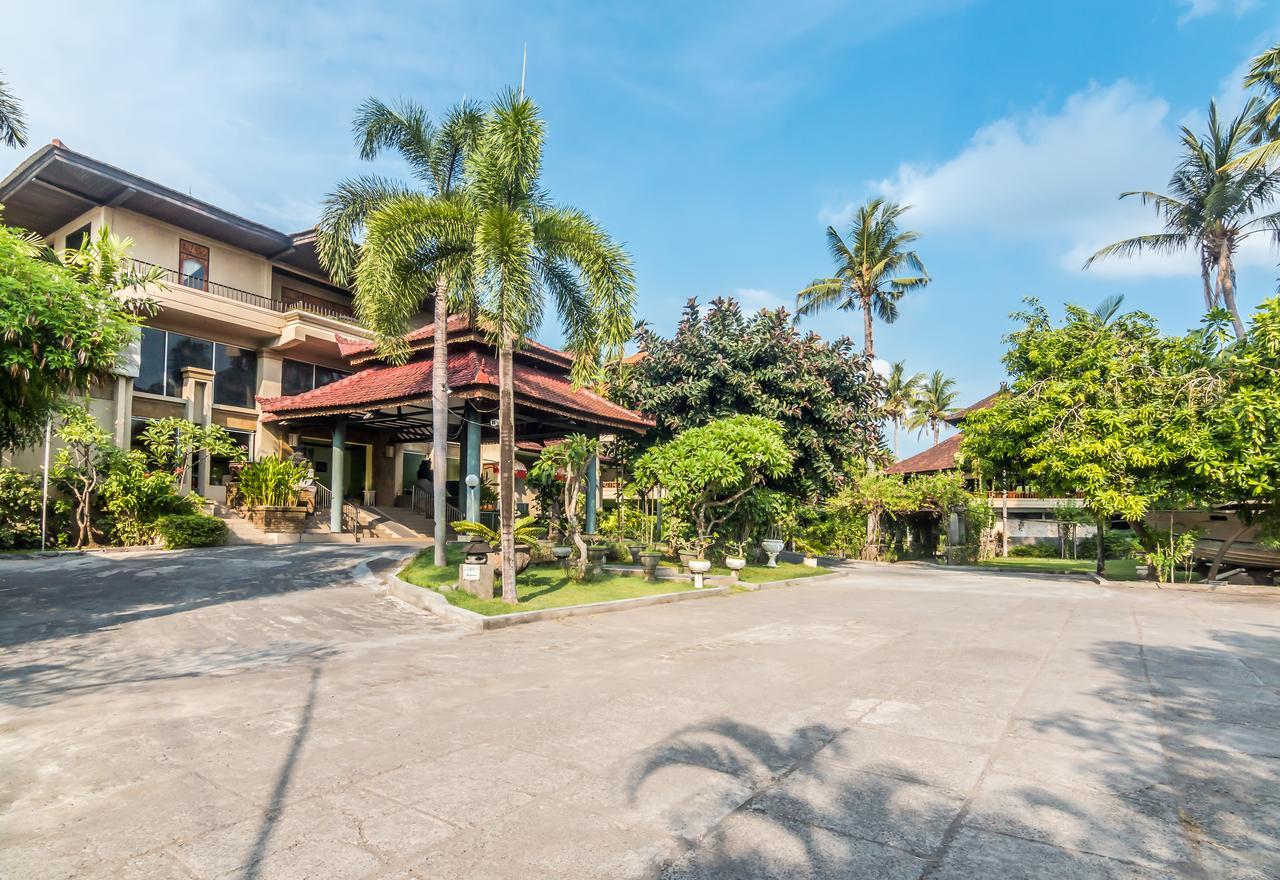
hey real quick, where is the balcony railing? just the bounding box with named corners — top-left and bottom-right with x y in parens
top-left (132, 259), bottom-right (360, 324)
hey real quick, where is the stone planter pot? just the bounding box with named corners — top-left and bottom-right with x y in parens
top-left (687, 559), bottom-right (712, 574)
top-left (638, 551), bottom-right (662, 582)
top-left (587, 545), bottom-right (609, 574)
top-left (725, 557), bottom-right (747, 571)
top-left (551, 545), bottom-right (573, 560)
top-left (246, 505), bottom-right (308, 533)
top-left (803, 556), bottom-right (818, 568)
top-left (495, 543), bottom-right (533, 576)
top-left (627, 542), bottom-right (645, 564)
top-left (761, 539), bottom-right (785, 568)
top-left (677, 550), bottom-right (698, 568)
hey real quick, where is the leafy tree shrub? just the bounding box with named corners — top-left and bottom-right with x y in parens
top-left (238, 456), bottom-right (311, 507)
top-left (154, 513), bottom-right (228, 549)
top-left (1078, 531), bottom-right (1144, 560)
top-left (98, 451), bottom-right (198, 545)
top-left (1008, 542), bottom-right (1061, 558)
top-left (0, 467), bottom-right (46, 548)
top-left (52, 407), bottom-right (115, 548)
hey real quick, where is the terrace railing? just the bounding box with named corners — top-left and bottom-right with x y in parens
top-left (132, 259), bottom-right (361, 324)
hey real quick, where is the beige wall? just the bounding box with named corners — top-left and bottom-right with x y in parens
top-left (105, 207), bottom-right (270, 296)
top-left (47, 207), bottom-right (106, 249)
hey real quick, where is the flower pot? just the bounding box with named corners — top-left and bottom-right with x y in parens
top-left (687, 559), bottom-right (712, 574)
top-left (761, 539), bottom-right (785, 568)
top-left (246, 505), bottom-right (308, 534)
top-left (627, 542), bottom-right (644, 564)
top-left (803, 556), bottom-right (818, 568)
top-left (725, 557), bottom-right (747, 571)
top-left (677, 550), bottom-right (698, 568)
top-left (638, 551), bottom-right (662, 582)
top-left (551, 546), bottom-right (573, 559)
top-left (495, 543), bottom-right (533, 576)
top-left (587, 545), bottom-right (609, 574)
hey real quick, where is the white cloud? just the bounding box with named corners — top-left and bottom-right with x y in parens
top-left (733, 287), bottom-right (789, 312)
top-left (1175, 0), bottom-right (1259, 25)
top-left (853, 80), bottom-right (1276, 280)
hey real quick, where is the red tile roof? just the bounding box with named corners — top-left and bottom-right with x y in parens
top-left (336, 314), bottom-right (573, 369)
top-left (944, 389), bottom-right (1006, 426)
top-left (259, 349), bottom-right (652, 432)
top-left (884, 433), bottom-right (964, 475)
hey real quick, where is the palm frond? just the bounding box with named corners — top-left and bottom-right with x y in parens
top-left (0, 73), bottom-right (27, 149)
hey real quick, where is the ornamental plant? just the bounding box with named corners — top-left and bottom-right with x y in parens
top-left (238, 456), bottom-right (311, 507)
top-left (633, 415), bottom-right (794, 557)
top-left (529, 434), bottom-right (600, 578)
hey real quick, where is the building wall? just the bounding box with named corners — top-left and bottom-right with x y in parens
top-left (105, 208), bottom-right (270, 296)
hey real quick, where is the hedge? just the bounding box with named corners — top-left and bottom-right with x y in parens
top-left (155, 514), bottom-right (228, 549)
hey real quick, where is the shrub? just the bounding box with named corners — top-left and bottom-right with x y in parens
top-left (98, 450), bottom-right (198, 545)
top-left (1008, 542), bottom-right (1060, 558)
top-left (1079, 530), bottom-right (1144, 560)
top-left (155, 513), bottom-right (227, 549)
top-left (238, 456), bottom-right (311, 507)
top-left (607, 541), bottom-right (632, 563)
top-left (0, 467), bottom-right (45, 549)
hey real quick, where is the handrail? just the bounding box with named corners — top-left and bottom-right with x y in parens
top-left (313, 482), bottom-right (362, 541)
top-left (410, 485), bottom-right (461, 527)
top-left (132, 259), bottom-right (361, 324)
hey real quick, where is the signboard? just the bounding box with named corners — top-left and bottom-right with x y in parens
top-left (462, 564), bottom-right (481, 581)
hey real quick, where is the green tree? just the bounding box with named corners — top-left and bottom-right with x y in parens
top-left (882, 361), bottom-right (923, 459)
top-left (317, 97), bottom-right (484, 566)
top-left (960, 299), bottom-right (1222, 574)
top-left (0, 72), bottom-right (26, 149)
top-left (0, 223), bottom-right (147, 451)
top-left (51, 407), bottom-right (114, 548)
top-left (356, 90), bottom-right (635, 603)
top-left (529, 434), bottom-right (600, 577)
top-left (615, 297), bottom-right (884, 498)
top-left (1226, 44), bottom-right (1280, 171)
top-left (907, 370), bottom-right (958, 447)
top-left (795, 198), bottom-right (929, 365)
top-left (137, 417), bottom-right (243, 489)
top-left (1086, 101), bottom-right (1280, 339)
top-left (632, 416), bottom-right (794, 554)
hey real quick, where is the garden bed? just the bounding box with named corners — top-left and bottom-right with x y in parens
top-left (710, 561), bottom-right (832, 584)
top-left (978, 557), bottom-right (1203, 583)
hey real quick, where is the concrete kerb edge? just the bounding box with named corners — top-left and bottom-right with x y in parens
top-left (378, 556), bottom-right (731, 631)
top-left (738, 569), bottom-right (850, 591)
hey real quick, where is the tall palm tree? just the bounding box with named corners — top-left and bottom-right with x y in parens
top-left (316, 98), bottom-right (483, 566)
top-left (1086, 100), bottom-right (1280, 340)
top-left (0, 73), bottom-right (27, 149)
top-left (882, 361), bottom-right (923, 458)
top-left (356, 90), bottom-right (635, 603)
top-left (908, 370), bottom-right (958, 447)
top-left (1226, 44), bottom-right (1280, 171)
top-left (795, 199), bottom-right (929, 367)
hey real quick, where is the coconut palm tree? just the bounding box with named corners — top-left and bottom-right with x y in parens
top-left (0, 73), bottom-right (27, 149)
top-left (1226, 44), bottom-right (1280, 171)
top-left (908, 370), bottom-right (958, 447)
top-left (795, 199), bottom-right (929, 367)
top-left (356, 89), bottom-right (635, 603)
top-left (316, 97), bottom-right (483, 566)
top-left (1086, 100), bottom-right (1280, 340)
top-left (882, 361), bottom-right (923, 459)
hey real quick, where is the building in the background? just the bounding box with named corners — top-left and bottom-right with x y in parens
top-left (0, 142), bottom-right (648, 535)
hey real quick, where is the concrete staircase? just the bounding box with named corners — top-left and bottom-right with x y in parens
top-left (367, 506), bottom-right (435, 539)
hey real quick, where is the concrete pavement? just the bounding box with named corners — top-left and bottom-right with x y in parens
top-left (0, 548), bottom-right (1277, 878)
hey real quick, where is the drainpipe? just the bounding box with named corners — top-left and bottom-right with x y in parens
top-left (585, 452), bottom-right (599, 535)
top-left (330, 416), bottom-right (346, 534)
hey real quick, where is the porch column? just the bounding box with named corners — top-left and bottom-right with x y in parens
top-left (465, 407), bottom-right (481, 522)
top-left (585, 452), bottom-right (599, 535)
top-left (330, 416), bottom-right (346, 533)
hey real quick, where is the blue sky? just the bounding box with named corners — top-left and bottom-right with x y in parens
top-left (5, 0), bottom-right (1280, 455)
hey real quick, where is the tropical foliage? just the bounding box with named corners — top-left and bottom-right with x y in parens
top-left (615, 297), bottom-right (884, 497)
top-left (882, 361), bottom-right (923, 457)
top-left (528, 434), bottom-right (599, 577)
top-left (795, 198), bottom-right (928, 362)
top-left (237, 456), bottom-right (311, 507)
top-left (907, 370), bottom-right (959, 447)
top-left (154, 513), bottom-right (228, 549)
top-left (0, 72), bottom-right (26, 149)
top-left (0, 467), bottom-right (53, 549)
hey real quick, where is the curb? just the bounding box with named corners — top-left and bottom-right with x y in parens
top-left (382, 567), bottom-right (730, 631)
top-left (738, 570), bottom-right (849, 591)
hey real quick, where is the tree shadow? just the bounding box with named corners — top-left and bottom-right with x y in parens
top-left (627, 630), bottom-right (1280, 878)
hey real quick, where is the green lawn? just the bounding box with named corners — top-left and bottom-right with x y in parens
top-left (978, 557), bottom-right (1201, 583)
top-left (709, 561), bottom-right (831, 583)
top-left (398, 549), bottom-right (697, 616)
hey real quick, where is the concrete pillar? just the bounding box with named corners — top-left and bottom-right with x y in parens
top-left (181, 366), bottom-right (215, 495)
top-left (585, 453), bottom-right (599, 535)
top-left (330, 416), bottom-right (346, 533)
top-left (114, 376), bottom-right (133, 449)
top-left (465, 408), bottom-right (481, 522)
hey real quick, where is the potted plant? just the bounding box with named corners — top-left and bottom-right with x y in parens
top-left (638, 545), bottom-right (663, 581)
top-left (585, 534), bottom-right (609, 574)
top-left (761, 529), bottom-right (786, 568)
top-left (627, 534), bottom-right (646, 564)
top-left (795, 535), bottom-right (821, 568)
top-left (724, 541), bottom-right (748, 579)
top-left (238, 456), bottom-right (312, 533)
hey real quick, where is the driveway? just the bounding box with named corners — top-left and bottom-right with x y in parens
top-left (1, 551), bottom-right (1277, 879)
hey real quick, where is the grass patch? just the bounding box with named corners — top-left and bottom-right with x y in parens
top-left (398, 550), bottom-right (697, 616)
top-left (710, 561), bottom-right (831, 583)
top-left (978, 557), bottom-right (1202, 583)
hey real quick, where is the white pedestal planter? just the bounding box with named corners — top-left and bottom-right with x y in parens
top-left (688, 558), bottom-right (711, 589)
top-left (761, 539), bottom-right (785, 568)
top-left (725, 557), bottom-right (747, 583)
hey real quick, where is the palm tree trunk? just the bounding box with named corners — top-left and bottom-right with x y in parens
top-left (892, 420), bottom-right (899, 458)
top-left (861, 294), bottom-right (875, 368)
top-left (498, 336), bottom-right (518, 604)
top-left (431, 279), bottom-right (449, 567)
top-left (1200, 261), bottom-right (1216, 312)
top-left (1219, 246), bottom-right (1247, 340)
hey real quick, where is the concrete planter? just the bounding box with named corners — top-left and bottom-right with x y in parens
top-left (761, 539), bottom-right (785, 567)
top-left (586, 545), bottom-right (608, 574)
top-left (246, 505), bottom-right (308, 533)
top-left (627, 543), bottom-right (645, 564)
top-left (638, 551), bottom-right (663, 582)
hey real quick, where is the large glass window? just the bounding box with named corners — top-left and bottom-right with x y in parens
top-left (282, 358), bottom-right (350, 397)
top-left (210, 429), bottom-right (253, 485)
top-left (213, 345), bottom-right (257, 408)
top-left (134, 328), bottom-right (257, 404)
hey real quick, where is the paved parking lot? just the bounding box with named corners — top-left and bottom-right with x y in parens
top-left (1, 547), bottom-right (1277, 878)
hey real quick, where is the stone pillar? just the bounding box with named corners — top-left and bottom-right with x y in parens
top-left (465, 408), bottom-right (481, 522)
top-left (585, 452), bottom-right (599, 535)
top-left (114, 375), bottom-right (133, 449)
top-left (330, 416), bottom-right (346, 533)
top-left (181, 366), bottom-right (215, 495)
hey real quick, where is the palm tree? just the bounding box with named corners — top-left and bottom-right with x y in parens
top-left (316, 98), bottom-right (483, 567)
top-left (1226, 44), bottom-right (1280, 171)
top-left (1086, 101), bottom-right (1280, 340)
top-left (0, 73), bottom-right (27, 149)
top-left (882, 361), bottom-right (923, 458)
top-left (908, 370), bottom-right (958, 447)
top-left (795, 199), bottom-right (929, 367)
top-left (356, 90), bottom-right (635, 603)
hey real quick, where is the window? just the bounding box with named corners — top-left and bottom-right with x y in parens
top-left (282, 358), bottom-right (350, 396)
top-left (134, 328), bottom-right (257, 404)
top-left (213, 345), bottom-right (257, 408)
top-left (179, 239), bottom-right (209, 291)
top-left (65, 223), bottom-right (91, 251)
top-left (210, 429), bottom-right (253, 485)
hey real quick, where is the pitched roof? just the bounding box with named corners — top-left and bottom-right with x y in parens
top-left (336, 314), bottom-right (573, 369)
top-left (258, 348), bottom-right (652, 433)
top-left (944, 389), bottom-right (1006, 426)
top-left (884, 433), bottom-right (964, 475)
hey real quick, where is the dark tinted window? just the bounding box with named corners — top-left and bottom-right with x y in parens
top-left (134, 327), bottom-right (168, 395)
top-left (166, 333), bottom-right (213, 397)
top-left (65, 224), bottom-right (91, 251)
top-left (213, 344), bottom-right (257, 408)
top-left (314, 365), bottom-right (349, 389)
top-left (282, 359), bottom-right (313, 397)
